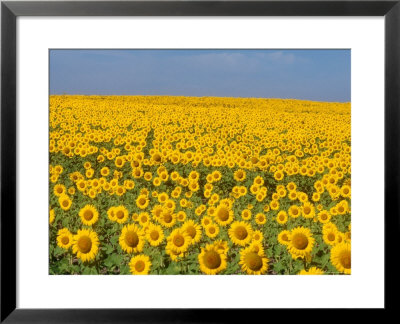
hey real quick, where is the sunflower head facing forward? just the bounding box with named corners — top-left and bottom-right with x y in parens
top-left (72, 228), bottom-right (99, 263)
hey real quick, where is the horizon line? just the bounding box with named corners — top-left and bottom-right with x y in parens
top-left (49, 93), bottom-right (351, 104)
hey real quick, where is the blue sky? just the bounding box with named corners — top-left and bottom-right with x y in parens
top-left (50, 49), bottom-right (350, 102)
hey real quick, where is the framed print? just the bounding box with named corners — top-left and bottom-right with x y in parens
top-left (1, 0), bottom-right (399, 322)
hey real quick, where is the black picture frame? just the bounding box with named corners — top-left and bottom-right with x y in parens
top-left (1, 0), bottom-right (399, 322)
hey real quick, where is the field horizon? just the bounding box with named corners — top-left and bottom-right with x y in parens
top-left (49, 94), bottom-right (351, 105)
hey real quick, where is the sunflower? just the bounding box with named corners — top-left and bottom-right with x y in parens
top-left (255, 213), bottom-right (267, 225)
top-left (58, 194), bottom-right (72, 211)
top-left (274, 170), bottom-right (284, 181)
top-left (323, 228), bottom-right (339, 246)
top-left (53, 184), bottom-right (66, 197)
top-left (330, 242), bottom-right (351, 274)
top-left (288, 226), bottom-right (315, 259)
top-left (158, 209), bottom-right (176, 228)
top-left (288, 191), bottom-right (298, 201)
top-left (270, 200), bottom-right (280, 211)
top-left (151, 204), bottom-right (164, 221)
top-left (341, 185), bottom-right (351, 198)
top-left (153, 177), bottom-right (161, 187)
top-left (201, 215), bottom-right (213, 227)
top-left (252, 230), bottom-right (263, 242)
top-left (253, 176), bottom-right (264, 187)
top-left (144, 172), bottom-right (153, 181)
top-left (317, 210), bottom-right (331, 224)
top-left (277, 230), bottom-right (290, 245)
top-left (138, 212), bottom-right (151, 226)
top-left (107, 206), bottom-right (116, 222)
top-left (136, 194), bottom-right (149, 210)
top-left (287, 182), bottom-right (297, 191)
top-left (79, 204), bottom-right (99, 226)
top-left (113, 205), bottom-right (129, 224)
top-left (205, 223), bottom-right (220, 238)
top-left (129, 254), bottom-right (151, 275)
top-left (182, 220), bottom-right (202, 244)
top-left (276, 211), bottom-right (288, 225)
top-left (167, 228), bottom-right (192, 254)
top-left (100, 167), bottom-right (109, 177)
top-left (188, 170), bottom-right (200, 182)
top-left (157, 192), bottom-right (169, 204)
top-left (49, 209), bottom-right (55, 224)
top-left (301, 202), bottom-right (315, 219)
top-left (146, 223), bottom-right (164, 246)
top-left (164, 199), bottom-right (176, 212)
top-left (298, 267), bottom-right (324, 275)
top-left (212, 170), bottom-right (222, 182)
top-left (119, 224), bottom-right (145, 254)
top-left (239, 244), bottom-right (269, 275)
top-left (57, 228), bottom-right (73, 249)
top-left (241, 209), bottom-right (252, 221)
top-left (198, 243), bottom-right (227, 275)
top-left (176, 210), bottom-right (187, 222)
top-left (228, 221), bottom-right (253, 246)
top-left (233, 169), bottom-right (246, 182)
top-left (288, 205), bottom-right (301, 218)
top-left (214, 204), bottom-right (234, 226)
top-left (72, 228), bottom-right (99, 262)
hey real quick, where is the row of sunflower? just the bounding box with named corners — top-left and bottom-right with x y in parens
top-left (49, 95), bottom-right (351, 275)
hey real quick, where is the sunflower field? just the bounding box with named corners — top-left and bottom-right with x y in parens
top-left (49, 95), bottom-right (351, 275)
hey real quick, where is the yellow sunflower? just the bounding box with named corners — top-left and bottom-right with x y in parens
top-left (301, 202), bottom-right (315, 219)
top-left (198, 243), bottom-right (227, 275)
top-left (340, 185), bottom-right (351, 198)
top-left (288, 205), bottom-right (301, 218)
top-left (53, 184), bottom-right (66, 197)
top-left (158, 209), bottom-right (176, 228)
top-left (241, 209), bottom-right (252, 221)
top-left (79, 204), bottom-right (99, 226)
top-left (317, 210), bottom-right (331, 224)
top-left (129, 254), bottom-right (151, 275)
top-left (176, 210), bottom-right (187, 222)
top-left (113, 205), bottom-right (129, 224)
top-left (255, 213), bottom-right (267, 225)
top-left (323, 228), bottom-right (339, 246)
top-left (252, 230), bottom-right (263, 242)
top-left (214, 204), bottom-right (234, 226)
top-left (58, 194), bottom-right (72, 211)
top-left (182, 220), bottom-right (202, 244)
top-left (239, 244), bottom-right (269, 275)
top-left (146, 223), bottom-right (164, 247)
top-left (136, 194), bottom-right (149, 210)
top-left (228, 221), bottom-right (253, 246)
top-left (288, 226), bottom-right (315, 259)
top-left (205, 223), bottom-right (220, 238)
top-left (119, 224), bottom-right (145, 254)
top-left (138, 212), bottom-right (151, 226)
top-left (166, 228), bottom-right (192, 254)
top-left (330, 242), bottom-right (351, 274)
top-left (107, 206), bottom-right (116, 222)
top-left (157, 192), bottom-right (169, 204)
top-left (234, 169), bottom-right (246, 182)
top-left (276, 211), bottom-right (288, 225)
top-left (57, 228), bottom-right (73, 249)
top-left (277, 230), bottom-right (290, 245)
top-left (72, 228), bottom-right (99, 262)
